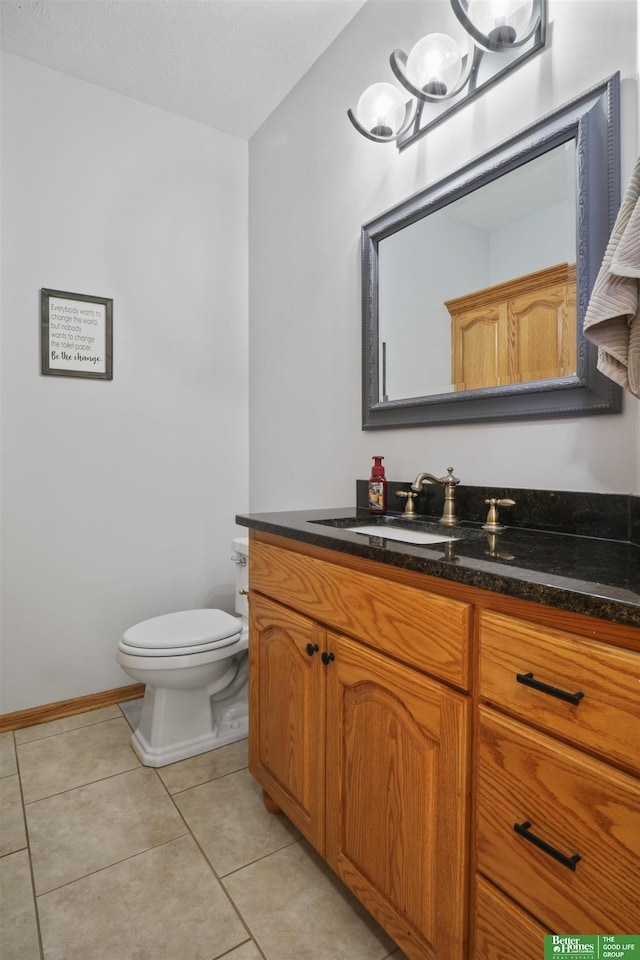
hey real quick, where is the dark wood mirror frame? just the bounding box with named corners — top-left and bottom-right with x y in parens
top-left (362, 74), bottom-right (621, 429)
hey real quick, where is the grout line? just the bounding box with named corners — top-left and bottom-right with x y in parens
top-left (217, 833), bottom-right (301, 882)
top-left (152, 760), bottom-right (264, 953)
top-left (13, 729), bottom-right (46, 960)
top-left (23, 750), bottom-right (145, 807)
top-left (33, 832), bottom-right (192, 899)
top-left (14, 713), bottom-right (131, 747)
top-left (213, 938), bottom-right (265, 960)
top-left (166, 761), bottom-right (250, 796)
top-left (20, 754), bottom-right (143, 807)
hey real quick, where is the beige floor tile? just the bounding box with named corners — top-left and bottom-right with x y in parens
top-left (157, 737), bottom-right (249, 794)
top-left (221, 940), bottom-right (265, 960)
top-left (0, 730), bottom-right (17, 777)
top-left (17, 717), bottom-right (139, 803)
top-left (174, 768), bottom-right (300, 876)
top-left (27, 766), bottom-right (187, 894)
top-left (37, 834), bottom-right (247, 960)
top-left (0, 849), bottom-right (41, 960)
top-left (0, 774), bottom-right (27, 856)
top-left (223, 839), bottom-right (396, 960)
top-left (14, 705), bottom-right (122, 744)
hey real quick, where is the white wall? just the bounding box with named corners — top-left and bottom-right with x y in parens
top-left (379, 214), bottom-right (488, 398)
top-left (1, 54), bottom-right (249, 713)
top-left (490, 201), bottom-right (575, 284)
top-left (249, 0), bottom-right (640, 510)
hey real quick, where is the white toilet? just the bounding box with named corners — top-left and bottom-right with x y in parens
top-left (116, 537), bottom-right (249, 767)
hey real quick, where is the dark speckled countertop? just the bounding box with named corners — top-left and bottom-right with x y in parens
top-left (236, 505), bottom-right (640, 629)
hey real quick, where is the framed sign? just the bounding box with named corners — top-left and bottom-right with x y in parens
top-left (41, 288), bottom-right (113, 380)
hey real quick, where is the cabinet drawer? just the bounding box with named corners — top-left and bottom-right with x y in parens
top-left (477, 707), bottom-right (640, 934)
top-left (479, 610), bottom-right (640, 774)
top-left (250, 540), bottom-right (471, 689)
top-left (474, 876), bottom-right (550, 960)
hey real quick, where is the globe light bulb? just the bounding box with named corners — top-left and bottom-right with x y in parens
top-left (355, 83), bottom-right (407, 137)
top-left (406, 33), bottom-right (463, 97)
top-left (465, 0), bottom-right (534, 46)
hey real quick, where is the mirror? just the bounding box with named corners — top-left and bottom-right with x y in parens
top-left (362, 75), bottom-right (621, 428)
top-left (379, 142), bottom-right (577, 398)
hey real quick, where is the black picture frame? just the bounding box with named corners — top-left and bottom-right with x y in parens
top-left (41, 288), bottom-right (113, 380)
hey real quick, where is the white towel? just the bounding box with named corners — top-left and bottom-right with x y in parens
top-left (583, 156), bottom-right (640, 398)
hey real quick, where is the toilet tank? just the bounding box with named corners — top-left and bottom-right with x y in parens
top-left (232, 537), bottom-right (249, 618)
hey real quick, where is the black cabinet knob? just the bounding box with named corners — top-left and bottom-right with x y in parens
top-left (306, 643), bottom-right (319, 657)
top-left (321, 651), bottom-right (335, 666)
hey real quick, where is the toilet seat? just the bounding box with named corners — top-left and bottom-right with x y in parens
top-left (120, 609), bottom-right (242, 658)
top-left (116, 630), bottom-right (248, 671)
top-left (118, 636), bottom-right (242, 657)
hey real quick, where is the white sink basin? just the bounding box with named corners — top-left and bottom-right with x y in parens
top-left (346, 525), bottom-right (457, 546)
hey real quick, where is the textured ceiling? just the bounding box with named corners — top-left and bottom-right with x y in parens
top-left (0, 0), bottom-right (366, 139)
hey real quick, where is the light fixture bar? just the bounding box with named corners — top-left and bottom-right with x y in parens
top-left (347, 0), bottom-right (546, 151)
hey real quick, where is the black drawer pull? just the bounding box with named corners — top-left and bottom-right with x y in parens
top-left (305, 643), bottom-right (319, 657)
top-left (514, 820), bottom-right (581, 871)
top-left (516, 672), bottom-right (584, 705)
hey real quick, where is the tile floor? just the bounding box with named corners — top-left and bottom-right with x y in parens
top-left (0, 700), bottom-right (409, 960)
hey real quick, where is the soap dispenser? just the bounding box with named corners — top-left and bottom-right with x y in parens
top-left (368, 456), bottom-right (387, 514)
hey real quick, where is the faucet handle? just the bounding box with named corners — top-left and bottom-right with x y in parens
top-left (396, 489), bottom-right (417, 516)
top-left (483, 498), bottom-right (516, 532)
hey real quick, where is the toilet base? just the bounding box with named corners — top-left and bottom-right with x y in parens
top-left (129, 661), bottom-right (249, 767)
top-left (130, 713), bottom-right (248, 767)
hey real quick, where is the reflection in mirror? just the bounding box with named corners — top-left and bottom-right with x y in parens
top-left (378, 142), bottom-right (576, 400)
top-left (362, 75), bottom-right (621, 428)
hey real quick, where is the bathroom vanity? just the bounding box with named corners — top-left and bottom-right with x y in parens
top-left (236, 505), bottom-right (639, 960)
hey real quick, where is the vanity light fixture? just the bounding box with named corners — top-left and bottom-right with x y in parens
top-left (348, 0), bottom-right (546, 149)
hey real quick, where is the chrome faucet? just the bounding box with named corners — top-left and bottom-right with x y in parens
top-left (411, 467), bottom-right (460, 525)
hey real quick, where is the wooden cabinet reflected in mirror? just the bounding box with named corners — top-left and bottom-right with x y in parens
top-left (446, 262), bottom-right (576, 392)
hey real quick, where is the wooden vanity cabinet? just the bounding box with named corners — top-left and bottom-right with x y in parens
top-left (247, 532), bottom-right (640, 959)
top-left (248, 536), bottom-right (472, 960)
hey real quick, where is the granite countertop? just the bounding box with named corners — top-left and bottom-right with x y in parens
top-left (236, 507), bottom-right (640, 629)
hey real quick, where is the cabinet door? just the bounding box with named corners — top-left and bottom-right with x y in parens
top-left (450, 303), bottom-right (507, 392)
top-left (325, 633), bottom-right (470, 960)
top-left (507, 276), bottom-right (576, 382)
top-left (249, 595), bottom-right (326, 853)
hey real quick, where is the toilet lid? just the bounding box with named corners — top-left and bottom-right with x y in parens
top-left (122, 609), bottom-right (242, 651)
